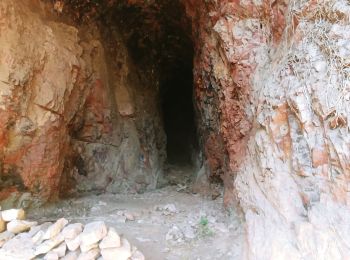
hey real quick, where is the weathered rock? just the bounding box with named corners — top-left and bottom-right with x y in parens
top-left (131, 250), bottom-right (145, 260)
top-left (66, 235), bottom-right (81, 252)
top-left (81, 242), bottom-right (98, 253)
top-left (28, 222), bottom-right (49, 237)
top-left (6, 220), bottom-right (37, 234)
top-left (80, 221), bottom-right (107, 251)
top-left (77, 248), bottom-right (100, 260)
top-left (100, 238), bottom-right (131, 260)
top-left (0, 231), bottom-right (14, 247)
top-left (1, 233), bottom-right (35, 259)
top-left (61, 223), bottom-right (83, 240)
top-left (35, 233), bottom-right (64, 255)
top-left (44, 251), bottom-right (59, 260)
top-left (32, 230), bottom-right (45, 245)
top-left (0, 216), bottom-right (5, 233)
top-left (99, 227), bottom-right (121, 249)
top-left (43, 218), bottom-right (68, 240)
top-left (1, 209), bottom-right (25, 222)
top-left (52, 242), bottom-right (66, 257)
top-left (61, 250), bottom-right (80, 260)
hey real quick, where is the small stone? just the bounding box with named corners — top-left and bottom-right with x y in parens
top-left (0, 231), bottom-right (14, 247)
top-left (162, 204), bottom-right (177, 215)
top-left (0, 216), bottom-right (5, 233)
top-left (61, 223), bottom-right (83, 240)
top-left (32, 230), bottom-right (45, 245)
top-left (43, 218), bottom-right (68, 240)
top-left (166, 225), bottom-right (184, 243)
top-left (80, 221), bottom-right (107, 251)
top-left (101, 238), bottom-right (131, 260)
top-left (124, 212), bottom-right (135, 221)
top-left (52, 242), bottom-right (66, 257)
top-left (61, 250), bottom-right (80, 260)
top-left (99, 227), bottom-right (121, 249)
top-left (7, 220), bottom-right (37, 234)
top-left (66, 234), bottom-right (81, 251)
top-left (44, 251), bottom-right (59, 260)
top-left (1, 233), bottom-right (35, 259)
top-left (1, 209), bottom-right (26, 222)
top-left (29, 222), bottom-right (52, 237)
top-left (35, 233), bottom-right (64, 255)
top-left (81, 242), bottom-right (98, 253)
top-left (77, 248), bottom-right (100, 260)
top-left (131, 250), bottom-right (145, 260)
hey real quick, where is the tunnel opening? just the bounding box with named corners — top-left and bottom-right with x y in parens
top-left (161, 59), bottom-right (196, 167)
top-left (107, 1), bottom-right (199, 182)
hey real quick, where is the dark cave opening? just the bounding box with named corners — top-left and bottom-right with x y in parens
top-left (160, 54), bottom-right (196, 166)
top-left (110, 0), bottom-right (198, 168)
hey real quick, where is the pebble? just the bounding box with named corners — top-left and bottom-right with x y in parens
top-left (124, 212), bottom-right (135, 221)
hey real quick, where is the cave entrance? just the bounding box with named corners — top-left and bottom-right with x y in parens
top-left (107, 0), bottom-right (198, 187)
top-left (160, 35), bottom-right (196, 168)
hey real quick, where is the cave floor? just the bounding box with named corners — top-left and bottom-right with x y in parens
top-left (27, 179), bottom-right (244, 259)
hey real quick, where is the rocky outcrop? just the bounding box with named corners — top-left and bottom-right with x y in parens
top-left (0, 0), bottom-right (166, 201)
top-left (2, 0), bottom-right (350, 258)
top-left (185, 0), bottom-right (350, 258)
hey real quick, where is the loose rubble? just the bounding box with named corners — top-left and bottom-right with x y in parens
top-left (0, 208), bottom-right (145, 259)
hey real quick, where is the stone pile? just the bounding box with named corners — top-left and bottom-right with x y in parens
top-left (0, 208), bottom-right (145, 260)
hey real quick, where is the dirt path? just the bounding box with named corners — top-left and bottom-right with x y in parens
top-left (27, 185), bottom-right (244, 259)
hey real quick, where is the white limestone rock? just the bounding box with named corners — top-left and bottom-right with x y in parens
top-left (80, 221), bottom-right (107, 252)
top-left (52, 242), bottom-right (66, 257)
top-left (35, 233), bottom-right (64, 255)
top-left (131, 250), bottom-right (145, 260)
top-left (81, 242), bottom-right (98, 253)
top-left (7, 220), bottom-right (37, 234)
top-left (61, 250), bottom-right (80, 260)
top-left (0, 231), bottom-right (14, 247)
top-left (1, 209), bottom-right (26, 222)
top-left (0, 215), bottom-right (5, 233)
top-left (99, 227), bottom-right (121, 249)
top-left (1, 233), bottom-right (35, 259)
top-left (77, 248), bottom-right (100, 260)
top-left (44, 251), bottom-right (59, 260)
top-left (61, 223), bottom-right (83, 240)
top-left (100, 238), bottom-right (131, 260)
top-left (66, 234), bottom-right (81, 251)
top-left (43, 218), bottom-right (68, 240)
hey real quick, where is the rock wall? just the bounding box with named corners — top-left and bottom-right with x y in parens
top-left (2, 0), bottom-right (350, 258)
top-left (0, 0), bottom-right (166, 201)
top-left (185, 0), bottom-right (350, 259)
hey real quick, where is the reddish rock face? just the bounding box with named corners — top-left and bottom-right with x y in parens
top-left (2, 0), bottom-right (350, 258)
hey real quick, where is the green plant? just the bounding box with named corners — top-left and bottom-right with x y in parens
top-left (197, 216), bottom-right (214, 238)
